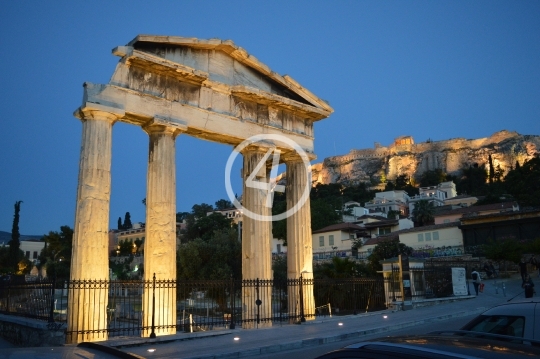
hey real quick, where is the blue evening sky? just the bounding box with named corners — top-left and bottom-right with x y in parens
top-left (1, 1), bottom-right (539, 236)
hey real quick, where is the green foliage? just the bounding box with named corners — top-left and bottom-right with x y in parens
top-left (310, 198), bottom-right (341, 231)
top-left (176, 211), bottom-right (190, 222)
top-left (504, 155), bottom-right (540, 207)
top-left (184, 212), bottom-right (234, 241)
top-left (123, 212), bottom-right (132, 229)
top-left (482, 238), bottom-right (524, 273)
top-left (456, 164), bottom-right (488, 196)
top-left (367, 239), bottom-right (413, 273)
top-left (342, 183), bottom-right (377, 204)
top-left (314, 257), bottom-right (373, 279)
top-left (271, 192), bottom-right (287, 243)
top-left (411, 199), bottom-right (435, 226)
top-left (191, 203), bottom-right (214, 219)
top-left (272, 256), bottom-right (287, 281)
top-left (177, 228), bottom-right (241, 280)
top-left (215, 199), bottom-right (233, 210)
top-left (8, 201), bottom-right (24, 271)
top-left (419, 169), bottom-right (447, 187)
top-left (39, 226), bottom-right (73, 281)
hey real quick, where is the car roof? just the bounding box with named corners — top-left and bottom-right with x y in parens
top-left (315, 333), bottom-right (540, 359)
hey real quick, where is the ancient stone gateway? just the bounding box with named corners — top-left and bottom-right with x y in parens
top-left (68, 35), bottom-right (333, 343)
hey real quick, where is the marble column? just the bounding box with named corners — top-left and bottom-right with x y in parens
top-left (285, 158), bottom-right (315, 321)
top-left (67, 107), bottom-right (122, 344)
top-left (142, 119), bottom-right (183, 337)
top-left (241, 146), bottom-right (273, 328)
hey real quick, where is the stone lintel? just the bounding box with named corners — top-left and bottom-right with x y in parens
top-left (83, 83), bottom-right (316, 155)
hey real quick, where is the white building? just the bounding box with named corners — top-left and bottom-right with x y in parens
top-left (408, 181), bottom-right (457, 215)
top-left (364, 190), bottom-right (410, 217)
top-left (0, 239), bottom-right (45, 264)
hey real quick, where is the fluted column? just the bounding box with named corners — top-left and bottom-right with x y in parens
top-left (67, 107), bottom-right (122, 344)
top-left (285, 158), bottom-right (315, 321)
top-left (241, 146), bottom-right (273, 328)
top-left (142, 119), bottom-right (183, 337)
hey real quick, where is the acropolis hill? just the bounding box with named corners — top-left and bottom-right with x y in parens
top-left (311, 130), bottom-right (540, 186)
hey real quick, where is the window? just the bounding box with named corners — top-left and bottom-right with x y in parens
top-left (433, 232), bottom-right (439, 240)
top-left (462, 315), bottom-right (525, 338)
top-left (379, 227), bottom-right (391, 235)
top-left (443, 219), bottom-right (450, 223)
top-left (25, 251), bottom-right (30, 258)
top-left (319, 236), bottom-right (324, 247)
top-left (425, 233), bottom-right (432, 241)
top-left (418, 234), bottom-right (424, 242)
top-left (33, 251), bottom-right (38, 259)
top-left (277, 244), bottom-right (281, 253)
top-left (329, 235), bottom-right (334, 246)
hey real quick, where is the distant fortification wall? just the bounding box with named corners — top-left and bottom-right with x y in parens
top-left (311, 130), bottom-right (539, 186)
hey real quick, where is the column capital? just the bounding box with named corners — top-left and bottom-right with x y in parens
top-left (142, 116), bottom-right (187, 138)
top-left (74, 103), bottom-right (125, 123)
top-left (281, 150), bottom-right (317, 163)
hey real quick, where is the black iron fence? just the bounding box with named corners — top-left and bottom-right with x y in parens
top-left (1, 275), bottom-right (388, 340)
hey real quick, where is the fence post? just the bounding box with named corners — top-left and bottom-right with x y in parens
top-left (149, 273), bottom-right (156, 338)
top-left (299, 274), bottom-right (305, 323)
top-left (48, 275), bottom-right (56, 323)
top-left (353, 277), bottom-right (357, 315)
top-left (229, 276), bottom-right (235, 329)
top-left (255, 278), bottom-right (261, 326)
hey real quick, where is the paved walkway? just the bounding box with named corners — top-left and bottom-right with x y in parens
top-left (117, 274), bottom-right (526, 359)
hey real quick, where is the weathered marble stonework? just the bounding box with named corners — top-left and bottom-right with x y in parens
top-left (70, 35), bottom-right (333, 341)
top-left (312, 130), bottom-right (540, 185)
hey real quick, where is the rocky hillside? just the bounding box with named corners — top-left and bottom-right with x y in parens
top-left (312, 130), bottom-right (539, 186)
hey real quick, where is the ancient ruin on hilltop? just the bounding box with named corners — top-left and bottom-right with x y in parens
top-left (311, 130), bottom-right (540, 186)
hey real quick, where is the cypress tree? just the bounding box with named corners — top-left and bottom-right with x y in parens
top-left (123, 212), bottom-right (132, 229)
top-left (9, 201), bottom-right (23, 270)
top-left (118, 217), bottom-right (123, 230)
top-left (488, 155), bottom-right (494, 185)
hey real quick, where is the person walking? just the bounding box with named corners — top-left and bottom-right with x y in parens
top-left (471, 268), bottom-right (482, 296)
top-left (522, 274), bottom-right (535, 298)
top-left (519, 257), bottom-right (527, 282)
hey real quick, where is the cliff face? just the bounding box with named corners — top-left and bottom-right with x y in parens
top-left (311, 130), bottom-right (540, 185)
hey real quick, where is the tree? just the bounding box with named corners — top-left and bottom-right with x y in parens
top-left (117, 217), bottom-right (123, 230)
top-left (314, 257), bottom-right (370, 279)
top-left (504, 155), bottom-right (540, 207)
top-left (123, 212), bottom-right (132, 229)
top-left (215, 199), bottom-right (233, 210)
top-left (176, 211), bottom-right (190, 223)
top-left (482, 238), bottom-right (524, 276)
top-left (456, 164), bottom-right (488, 196)
top-left (38, 226), bottom-right (74, 280)
top-left (311, 198), bottom-right (341, 231)
top-left (367, 239), bottom-right (413, 273)
top-left (8, 201), bottom-right (24, 272)
top-left (419, 169), bottom-right (447, 187)
top-left (177, 228), bottom-right (241, 280)
top-left (411, 199), bottom-right (435, 226)
top-left (488, 154), bottom-right (494, 185)
top-left (183, 203), bottom-right (234, 242)
top-left (191, 203), bottom-right (214, 219)
top-left (271, 192), bottom-right (287, 244)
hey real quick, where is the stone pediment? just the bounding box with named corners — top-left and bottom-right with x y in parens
top-left (111, 35), bottom-right (332, 120)
top-left (79, 35), bottom-right (333, 158)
